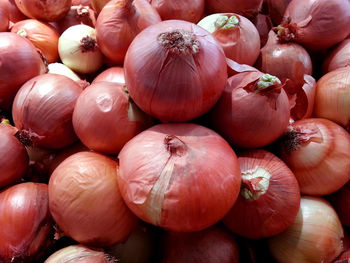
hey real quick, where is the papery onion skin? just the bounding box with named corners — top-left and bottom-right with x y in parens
top-left (0, 182), bottom-right (53, 263)
top-left (0, 4), bottom-right (8, 31)
top-left (73, 81), bottom-right (153, 154)
top-left (117, 123), bottom-right (241, 232)
top-left (96, 0), bottom-right (161, 65)
top-left (124, 20), bottom-right (228, 122)
top-left (330, 182), bottom-right (350, 227)
top-left (279, 118), bottom-right (350, 195)
top-left (49, 151), bottom-right (138, 247)
top-left (0, 32), bottom-right (45, 110)
top-left (268, 196), bottom-right (344, 263)
top-left (14, 0), bottom-right (71, 22)
top-left (198, 13), bottom-right (260, 66)
top-left (150, 0), bottom-right (205, 23)
top-left (11, 19), bottom-right (60, 63)
top-left (162, 225), bottom-right (240, 263)
top-left (92, 66), bottom-right (125, 85)
top-left (12, 73), bottom-right (83, 149)
top-left (205, 0), bottom-right (263, 18)
top-left (276, 0), bottom-right (350, 50)
top-left (0, 123), bottom-right (29, 189)
top-left (223, 149), bottom-right (300, 239)
top-left (323, 39), bottom-right (350, 73)
top-left (210, 71), bottom-right (290, 148)
top-left (313, 66), bottom-right (350, 131)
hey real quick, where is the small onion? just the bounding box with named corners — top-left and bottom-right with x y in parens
top-left (12, 73), bottom-right (83, 149)
top-left (49, 151), bottom-right (138, 247)
top-left (0, 182), bottom-right (53, 263)
top-left (117, 123), bottom-right (241, 232)
top-left (92, 66), bottom-right (125, 84)
top-left (162, 225), bottom-right (240, 263)
top-left (0, 123), bottom-right (28, 189)
top-left (279, 118), bottom-right (350, 195)
top-left (0, 4), bottom-right (8, 31)
top-left (124, 19), bottom-right (228, 122)
top-left (223, 149), bottom-right (300, 239)
top-left (198, 13), bottom-right (260, 66)
top-left (96, 0), bottom-right (161, 65)
top-left (48, 63), bottom-right (81, 81)
top-left (268, 196), bottom-right (344, 263)
top-left (205, 0), bottom-right (263, 18)
top-left (72, 82), bottom-right (153, 154)
top-left (11, 19), bottom-right (60, 63)
top-left (58, 24), bottom-right (103, 74)
top-left (323, 39), bottom-right (350, 73)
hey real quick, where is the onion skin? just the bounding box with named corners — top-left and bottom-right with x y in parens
top-left (323, 39), bottom-right (350, 73)
top-left (96, 0), bottom-right (161, 65)
top-left (268, 196), bottom-right (344, 263)
top-left (0, 182), bottom-right (53, 263)
top-left (276, 0), bottom-right (350, 50)
top-left (329, 182), bottom-right (350, 227)
top-left (92, 66), bottom-right (125, 84)
top-left (198, 13), bottom-right (260, 66)
top-left (48, 63), bottom-right (81, 81)
top-left (0, 4), bottom-right (8, 31)
top-left (117, 123), bottom-right (241, 232)
top-left (12, 73), bottom-right (83, 149)
top-left (162, 226), bottom-right (240, 263)
top-left (266, 0), bottom-right (292, 25)
top-left (252, 13), bottom-right (273, 47)
top-left (314, 66), bottom-right (350, 131)
top-left (14, 0), bottom-right (71, 22)
top-left (210, 71), bottom-right (290, 148)
top-left (205, 0), bottom-right (263, 18)
top-left (223, 149), bottom-right (300, 239)
top-left (279, 118), bottom-right (350, 195)
top-left (11, 19), bottom-right (60, 63)
top-left (72, 82), bottom-right (154, 154)
top-left (0, 0), bottom-right (27, 23)
top-left (90, 0), bottom-right (109, 14)
top-left (150, 0), bottom-right (205, 23)
top-left (0, 32), bottom-right (45, 110)
top-left (49, 151), bottom-right (138, 247)
top-left (0, 123), bottom-right (29, 189)
top-left (124, 20), bottom-right (228, 122)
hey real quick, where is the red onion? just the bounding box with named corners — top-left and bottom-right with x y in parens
top-left (266, 0), bottom-right (292, 25)
top-left (210, 71), bottom-right (290, 148)
top-left (323, 39), bottom-right (350, 73)
top-left (12, 73), bottom-right (83, 149)
top-left (205, 0), bottom-right (263, 18)
top-left (223, 149), bottom-right (300, 239)
top-left (92, 66), bottom-right (125, 84)
top-left (96, 0), bottom-right (161, 65)
top-left (198, 13), bottom-right (260, 66)
top-left (275, 0), bottom-right (350, 50)
top-left (124, 20), bottom-right (228, 122)
top-left (49, 151), bottom-right (138, 246)
top-left (0, 182), bottom-right (53, 263)
top-left (162, 225), bottom-right (240, 263)
top-left (0, 123), bottom-right (28, 189)
top-left (279, 118), bottom-right (350, 195)
top-left (73, 82), bottom-right (153, 154)
top-left (0, 32), bottom-right (46, 110)
top-left (268, 196), bottom-right (344, 263)
top-left (150, 0), bottom-right (205, 23)
top-left (117, 123), bottom-right (241, 232)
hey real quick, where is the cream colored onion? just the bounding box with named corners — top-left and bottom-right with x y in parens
top-left (48, 63), bottom-right (81, 81)
top-left (268, 196), bottom-right (344, 263)
top-left (58, 24), bottom-right (103, 74)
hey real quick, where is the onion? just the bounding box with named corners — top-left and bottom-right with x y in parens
top-left (279, 118), bottom-right (350, 195)
top-left (150, 0), bottom-right (205, 23)
top-left (96, 0), bottom-right (161, 65)
top-left (117, 123), bottom-right (241, 232)
top-left (323, 39), bottom-right (350, 73)
top-left (45, 245), bottom-right (116, 263)
top-left (48, 63), bottom-right (81, 81)
top-left (205, 0), bottom-right (263, 18)
top-left (223, 149), bottom-right (300, 239)
top-left (14, 0), bottom-right (71, 21)
top-left (92, 66), bottom-right (125, 84)
top-left (58, 24), bottom-right (103, 74)
top-left (313, 66), bottom-right (350, 131)
top-left (11, 19), bottom-right (60, 63)
top-left (0, 0), bottom-right (27, 23)
top-left (0, 123), bottom-right (28, 189)
top-left (329, 182), bottom-right (350, 227)
top-left (90, 0), bottom-right (109, 14)
top-left (72, 0), bottom-right (92, 6)
top-left (49, 151), bottom-right (138, 246)
top-left (0, 4), bottom-right (8, 31)
top-left (12, 73), bottom-right (83, 149)
top-left (0, 32), bottom-right (46, 110)
top-left (0, 182), bottom-right (53, 263)
top-left (210, 72), bottom-right (290, 148)
top-left (268, 196), bottom-right (344, 263)
top-left (124, 20), bottom-right (228, 122)
top-left (72, 82), bottom-right (154, 154)
top-left (162, 225), bottom-right (240, 263)
top-left (275, 0), bottom-right (350, 50)
top-left (198, 13), bottom-right (260, 66)
top-left (251, 13), bottom-right (273, 47)
top-left (266, 0), bottom-right (292, 25)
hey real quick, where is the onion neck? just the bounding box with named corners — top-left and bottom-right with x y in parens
top-left (280, 126), bottom-right (323, 152)
top-left (158, 30), bottom-right (200, 55)
top-left (214, 15), bottom-right (239, 29)
top-left (273, 22), bottom-right (296, 42)
top-left (164, 135), bottom-right (187, 157)
top-left (76, 5), bottom-right (90, 17)
top-left (1, 119), bottom-right (10, 124)
top-left (256, 74), bottom-right (281, 90)
top-left (80, 36), bottom-right (97, 52)
top-left (240, 167), bottom-right (271, 201)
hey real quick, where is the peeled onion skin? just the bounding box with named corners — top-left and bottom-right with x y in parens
top-left (205, 0), bottom-right (263, 18)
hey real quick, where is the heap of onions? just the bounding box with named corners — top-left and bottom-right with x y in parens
top-left (205, 0), bottom-right (263, 18)
top-left (124, 20), bottom-right (228, 122)
top-left (117, 123), bottom-right (241, 232)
